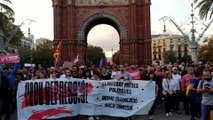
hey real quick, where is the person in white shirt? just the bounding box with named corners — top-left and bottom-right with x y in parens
top-left (162, 71), bottom-right (176, 117)
top-left (172, 67), bottom-right (182, 114)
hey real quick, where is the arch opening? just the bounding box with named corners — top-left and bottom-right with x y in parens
top-left (87, 24), bottom-right (119, 58)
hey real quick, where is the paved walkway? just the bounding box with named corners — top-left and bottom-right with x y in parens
top-left (7, 102), bottom-right (191, 120)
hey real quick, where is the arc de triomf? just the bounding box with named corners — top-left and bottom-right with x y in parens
top-left (52, 0), bottom-right (152, 65)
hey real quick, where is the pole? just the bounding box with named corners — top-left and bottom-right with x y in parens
top-left (190, 3), bottom-right (198, 63)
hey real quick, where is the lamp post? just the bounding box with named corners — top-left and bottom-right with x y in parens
top-left (159, 3), bottom-right (213, 64)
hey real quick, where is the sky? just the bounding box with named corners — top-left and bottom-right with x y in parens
top-left (9, 0), bottom-right (213, 57)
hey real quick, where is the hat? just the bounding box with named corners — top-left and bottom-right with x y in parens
top-left (172, 67), bottom-right (178, 70)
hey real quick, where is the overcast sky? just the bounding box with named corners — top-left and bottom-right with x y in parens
top-left (10, 0), bottom-right (213, 57)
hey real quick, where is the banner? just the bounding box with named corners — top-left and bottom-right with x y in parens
top-left (127, 70), bottom-right (140, 80)
top-left (17, 79), bottom-right (155, 120)
top-left (116, 70), bottom-right (140, 80)
top-left (0, 54), bottom-right (20, 64)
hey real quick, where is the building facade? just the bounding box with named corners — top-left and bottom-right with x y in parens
top-left (20, 37), bottom-right (33, 49)
top-left (36, 38), bottom-right (53, 49)
top-left (152, 34), bottom-right (191, 65)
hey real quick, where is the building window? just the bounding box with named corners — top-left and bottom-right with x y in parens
top-left (178, 53), bottom-right (181, 59)
top-left (163, 48), bottom-right (165, 53)
top-left (184, 47), bottom-right (187, 52)
top-left (154, 54), bottom-right (157, 60)
top-left (170, 46), bottom-right (173, 51)
top-left (178, 46), bottom-right (181, 52)
top-left (158, 54), bottom-right (161, 60)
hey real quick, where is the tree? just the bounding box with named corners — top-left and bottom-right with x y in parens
top-left (0, 0), bottom-right (23, 48)
top-left (0, 0), bottom-right (14, 33)
top-left (179, 55), bottom-right (192, 64)
top-left (194, 0), bottom-right (213, 19)
top-left (163, 50), bottom-right (177, 64)
top-left (17, 47), bottom-right (33, 65)
top-left (198, 38), bottom-right (213, 63)
top-left (87, 45), bottom-right (106, 65)
top-left (32, 46), bottom-right (54, 68)
top-left (112, 51), bottom-right (120, 65)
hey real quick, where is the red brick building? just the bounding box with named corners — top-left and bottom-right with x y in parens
top-left (52, 0), bottom-right (152, 65)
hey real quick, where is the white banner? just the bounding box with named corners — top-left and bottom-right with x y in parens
top-left (17, 79), bottom-right (155, 120)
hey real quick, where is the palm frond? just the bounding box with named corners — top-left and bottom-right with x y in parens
top-left (0, 3), bottom-right (14, 15)
top-left (2, 0), bottom-right (12, 4)
top-left (194, 0), bottom-right (213, 19)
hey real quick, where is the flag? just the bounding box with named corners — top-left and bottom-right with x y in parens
top-left (53, 39), bottom-right (63, 62)
top-left (100, 57), bottom-right (107, 67)
top-left (74, 55), bottom-right (79, 64)
top-left (99, 58), bottom-right (103, 67)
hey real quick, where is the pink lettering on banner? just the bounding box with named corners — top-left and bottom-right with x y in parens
top-left (0, 54), bottom-right (20, 64)
top-left (116, 70), bottom-right (140, 80)
top-left (127, 70), bottom-right (140, 80)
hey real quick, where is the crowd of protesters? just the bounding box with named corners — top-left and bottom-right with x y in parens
top-left (0, 62), bottom-right (213, 120)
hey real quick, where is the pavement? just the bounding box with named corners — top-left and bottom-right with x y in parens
top-left (7, 102), bottom-right (191, 120)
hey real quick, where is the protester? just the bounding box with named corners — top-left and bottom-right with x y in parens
top-left (197, 69), bottom-right (213, 120)
top-left (147, 71), bottom-right (158, 120)
top-left (162, 71), bottom-right (176, 117)
top-left (116, 65), bottom-right (131, 80)
top-left (88, 70), bottom-right (101, 120)
top-left (181, 67), bottom-right (194, 115)
top-left (172, 67), bottom-right (182, 114)
top-left (0, 63), bottom-right (20, 120)
top-left (100, 67), bottom-right (111, 80)
top-left (188, 71), bottom-right (202, 120)
top-left (154, 65), bottom-right (164, 106)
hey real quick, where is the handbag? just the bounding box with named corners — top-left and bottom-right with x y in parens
top-left (210, 110), bottom-right (213, 120)
top-left (162, 79), bottom-right (170, 95)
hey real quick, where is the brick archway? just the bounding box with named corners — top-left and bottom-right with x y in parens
top-left (52, 0), bottom-right (152, 65)
top-left (77, 13), bottom-right (128, 41)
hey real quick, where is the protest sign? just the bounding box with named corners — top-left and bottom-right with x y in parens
top-left (63, 61), bottom-right (73, 68)
top-left (0, 54), bottom-right (20, 64)
top-left (17, 79), bottom-right (155, 120)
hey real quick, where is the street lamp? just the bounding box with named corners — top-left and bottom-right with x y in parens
top-left (159, 3), bottom-right (213, 64)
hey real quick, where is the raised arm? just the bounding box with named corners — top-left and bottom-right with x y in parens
top-left (11, 63), bottom-right (20, 75)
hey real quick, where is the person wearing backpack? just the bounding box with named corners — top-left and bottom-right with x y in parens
top-left (188, 71), bottom-right (203, 120)
top-left (197, 69), bottom-right (213, 120)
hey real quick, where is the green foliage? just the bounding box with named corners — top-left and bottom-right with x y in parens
top-left (18, 47), bottom-right (33, 65)
top-left (0, 0), bottom-right (24, 47)
top-left (163, 50), bottom-right (177, 64)
top-left (87, 45), bottom-right (106, 65)
top-left (179, 55), bottom-right (192, 64)
top-left (194, 0), bottom-right (213, 19)
top-left (0, 0), bottom-right (14, 33)
top-left (198, 39), bottom-right (213, 63)
top-left (112, 51), bottom-right (120, 65)
top-left (18, 47), bottom-right (54, 67)
top-left (32, 47), bottom-right (54, 68)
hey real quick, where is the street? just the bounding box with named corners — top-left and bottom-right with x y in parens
top-left (8, 102), bottom-right (191, 120)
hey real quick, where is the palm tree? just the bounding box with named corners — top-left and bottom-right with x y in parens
top-left (194, 0), bottom-right (213, 20)
top-left (0, 0), bottom-right (14, 33)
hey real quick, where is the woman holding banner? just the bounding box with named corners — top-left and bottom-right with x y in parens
top-left (88, 70), bottom-right (101, 120)
top-left (147, 71), bottom-right (158, 120)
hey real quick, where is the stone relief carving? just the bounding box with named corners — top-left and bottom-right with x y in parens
top-left (75, 0), bottom-right (129, 6)
top-left (67, 0), bottom-right (72, 5)
top-left (52, 0), bottom-right (59, 5)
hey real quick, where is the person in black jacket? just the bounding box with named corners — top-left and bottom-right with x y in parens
top-left (0, 67), bottom-right (11, 120)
